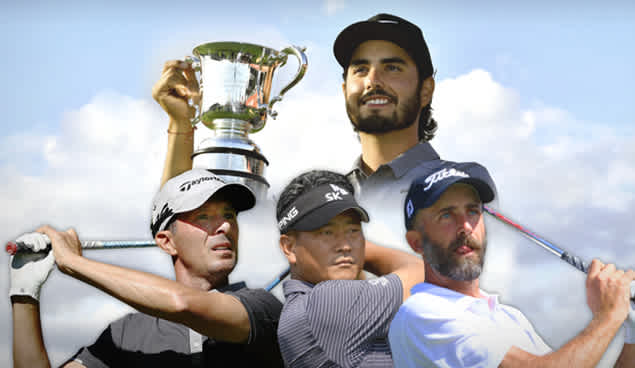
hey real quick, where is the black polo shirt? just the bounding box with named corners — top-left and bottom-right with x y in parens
top-left (68, 283), bottom-right (283, 367)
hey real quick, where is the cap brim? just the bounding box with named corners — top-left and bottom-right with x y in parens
top-left (175, 182), bottom-right (256, 216)
top-left (334, 21), bottom-right (410, 68)
top-left (290, 200), bottom-right (369, 232)
top-left (333, 21), bottom-right (416, 68)
top-left (214, 183), bottom-right (256, 213)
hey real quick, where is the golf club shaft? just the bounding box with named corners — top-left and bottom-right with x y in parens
top-left (6, 238), bottom-right (155, 255)
top-left (265, 267), bottom-right (290, 291)
top-left (483, 205), bottom-right (634, 301)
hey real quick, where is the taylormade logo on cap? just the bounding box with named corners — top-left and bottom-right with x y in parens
top-left (423, 168), bottom-right (469, 191)
top-left (179, 175), bottom-right (224, 192)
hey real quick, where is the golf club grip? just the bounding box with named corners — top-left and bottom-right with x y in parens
top-left (6, 239), bottom-right (155, 255)
top-left (561, 253), bottom-right (634, 302)
top-left (560, 252), bottom-right (589, 273)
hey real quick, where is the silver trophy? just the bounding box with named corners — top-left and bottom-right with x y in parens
top-left (187, 42), bottom-right (307, 197)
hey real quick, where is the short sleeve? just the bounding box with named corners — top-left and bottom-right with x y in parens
top-left (307, 274), bottom-right (403, 367)
top-left (228, 288), bottom-right (283, 366)
top-left (389, 308), bottom-right (511, 368)
top-left (65, 315), bottom-right (131, 368)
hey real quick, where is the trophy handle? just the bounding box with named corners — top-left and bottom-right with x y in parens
top-left (266, 46), bottom-right (308, 119)
top-left (184, 56), bottom-right (202, 127)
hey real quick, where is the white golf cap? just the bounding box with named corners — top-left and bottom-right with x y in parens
top-left (150, 169), bottom-right (256, 236)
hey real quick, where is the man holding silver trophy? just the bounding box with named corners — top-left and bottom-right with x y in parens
top-left (9, 41), bottom-right (311, 368)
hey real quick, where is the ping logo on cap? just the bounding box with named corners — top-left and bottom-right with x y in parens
top-left (278, 206), bottom-right (298, 229)
top-left (423, 168), bottom-right (469, 191)
top-left (325, 184), bottom-right (349, 202)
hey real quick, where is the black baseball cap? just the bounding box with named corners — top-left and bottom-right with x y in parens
top-left (277, 183), bottom-right (369, 234)
top-left (404, 161), bottom-right (496, 229)
top-left (334, 13), bottom-right (433, 80)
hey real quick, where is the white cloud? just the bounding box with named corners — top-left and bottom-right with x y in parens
top-left (2, 67), bottom-right (633, 366)
top-left (323, 0), bottom-right (346, 15)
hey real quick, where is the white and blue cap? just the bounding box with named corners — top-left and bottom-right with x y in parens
top-left (277, 183), bottom-right (369, 234)
top-left (150, 169), bottom-right (256, 236)
top-left (404, 161), bottom-right (496, 229)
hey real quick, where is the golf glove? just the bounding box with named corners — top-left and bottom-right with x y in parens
top-left (9, 233), bottom-right (55, 301)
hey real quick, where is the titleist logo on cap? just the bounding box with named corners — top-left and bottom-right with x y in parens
top-left (423, 168), bottom-right (469, 191)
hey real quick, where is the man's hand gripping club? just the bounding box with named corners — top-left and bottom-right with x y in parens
top-left (9, 232), bottom-right (55, 302)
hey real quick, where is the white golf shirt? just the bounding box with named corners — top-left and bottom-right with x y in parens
top-left (389, 282), bottom-right (551, 368)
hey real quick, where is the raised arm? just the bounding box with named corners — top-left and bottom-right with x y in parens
top-left (363, 240), bottom-right (425, 301)
top-left (151, 60), bottom-right (198, 186)
top-left (10, 234), bottom-right (56, 368)
top-left (500, 260), bottom-right (635, 368)
top-left (40, 226), bottom-right (251, 344)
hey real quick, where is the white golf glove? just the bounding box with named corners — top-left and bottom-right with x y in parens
top-left (9, 233), bottom-right (55, 301)
top-left (625, 282), bottom-right (635, 344)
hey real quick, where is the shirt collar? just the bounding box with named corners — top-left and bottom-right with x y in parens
top-left (349, 141), bottom-right (440, 179)
top-left (411, 282), bottom-right (499, 311)
top-left (283, 279), bottom-right (315, 297)
top-left (218, 281), bottom-right (247, 292)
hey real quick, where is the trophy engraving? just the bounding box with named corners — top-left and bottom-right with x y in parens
top-left (187, 42), bottom-right (307, 198)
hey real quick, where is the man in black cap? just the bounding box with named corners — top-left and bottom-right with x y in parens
top-left (154, 14), bottom-right (443, 197)
top-left (389, 161), bottom-right (635, 367)
top-left (275, 170), bottom-right (426, 367)
top-left (10, 169), bottom-right (284, 367)
top-left (333, 14), bottom-right (441, 198)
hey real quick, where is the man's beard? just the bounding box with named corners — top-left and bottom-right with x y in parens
top-left (346, 87), bottom-right (421, 134)
top-left (421, 232), bottom-right (487, 281)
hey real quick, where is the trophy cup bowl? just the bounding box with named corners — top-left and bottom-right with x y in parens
top-left (188, 41), bottom-right (307, 198)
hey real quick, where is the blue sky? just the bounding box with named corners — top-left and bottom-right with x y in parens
top-left (3, 0), bottom-right (633, 137)
top-left (1, 1), bottom-right (634, 366)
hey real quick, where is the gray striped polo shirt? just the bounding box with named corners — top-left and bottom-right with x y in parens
top-left (278, 274), bottom-right (403, 367)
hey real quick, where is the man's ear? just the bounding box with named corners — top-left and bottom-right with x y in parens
top-left (341, 81), bottom-right (347, 96)
top-left (406, 230), bottom-right (423, 255)
top-left (419, 76), bottom-right (435, 106)
top-left (155, 230), bottom-right (178, 257)
top-left (279, 234), bottom-right (297, 265)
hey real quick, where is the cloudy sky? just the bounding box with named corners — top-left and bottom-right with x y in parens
top-left (1, 0), bottom-right (634, 366)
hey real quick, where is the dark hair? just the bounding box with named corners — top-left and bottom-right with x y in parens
top-left (342, 66), bottom-right (437, 142)
top-left (419, 103), bottom-right (437, 142)
top-left (276, 170), bottom-right (355, 220)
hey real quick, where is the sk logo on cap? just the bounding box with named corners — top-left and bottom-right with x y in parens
top-left (325, 184), bottom-right (349, 202)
